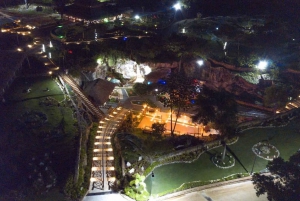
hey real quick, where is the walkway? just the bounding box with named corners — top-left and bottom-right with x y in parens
top-left (277, 96), bottom-right (300, 113)
top-left (88, 107), bottom-right (128, 194)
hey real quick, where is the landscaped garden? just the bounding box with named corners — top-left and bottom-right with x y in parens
top-left (0, 76), bottom-right (78, 200)
top-left (143, 119), bottom-right (300, 196)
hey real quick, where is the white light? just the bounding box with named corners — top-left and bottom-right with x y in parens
top-left (173, 3), bottom-right (181, 10)
top-left (49, 41), bottom-right (53, 48)
top-left (134, 15), bottom-right (140, 20)
top-left (257, 60), bottom-right (268, 70)
top-left (155, 89), bottom-right (158, 92)
top-left (42, 44), bottom-right (45, 52)
top-left (223, 42), bottom-right (227, 50)
top-left (216, 27), bottom-right (219, 30)
top-left (48, 52), bottom-right (52, 58)
top-left (197, 60), bottom-right (204, 66)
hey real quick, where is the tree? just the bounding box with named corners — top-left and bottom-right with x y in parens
top-left (151, 122), bottom-right (165, 137)
top-left (118, 112), bottom-right (134, 133)
top-left (158, 70), bottom-right (195, 136)
top-left (252, 151), bottom-right (300, 201)
top-left (263, 85), bottom-right (288, 108)
top-left (192, 86), bottom-right (238, 138)
top-left (124, 173), bottom-right (149, 201)
top-left (133, 83), bottom-right (151, 96)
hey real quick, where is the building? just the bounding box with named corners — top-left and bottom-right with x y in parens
top-left (82, 78), bottom-right (116, 107)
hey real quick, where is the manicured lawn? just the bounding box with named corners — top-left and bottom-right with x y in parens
top-left (0, 76), bottom-right (77, 199)
top-left (145, 120), bottom-right (300, 195)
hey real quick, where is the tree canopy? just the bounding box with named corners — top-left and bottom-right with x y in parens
top-left (158, 70), bottom-right (195, 136)
top-left (192, 86), bottom-right (238, 137)
top-left (252, 151), bottom-right (300, 201)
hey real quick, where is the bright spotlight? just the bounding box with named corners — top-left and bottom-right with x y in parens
top-left (173, 3), bottom-right (181, 10)
top-left (257, 60), bottom-right (268, 70)
top-left (134, 15), bottom-right (140, 20)
top-left (197, 60), bottom-right (204, 66)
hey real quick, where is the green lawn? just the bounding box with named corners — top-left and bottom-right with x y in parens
top-left (0, 76), bottom-right (77, 199)
top-left (145, 120), bottom-right (300, 195)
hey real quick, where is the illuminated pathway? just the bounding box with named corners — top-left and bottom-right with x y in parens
top-left (88, 107), bottom-right (128, 194)
top-left (277, 95), bottom-right (300, 113)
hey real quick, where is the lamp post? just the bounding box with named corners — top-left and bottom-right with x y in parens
top-left (149, 171), bottom-right (155, 200)
top-left (173, 3), bottom-right (181, 10)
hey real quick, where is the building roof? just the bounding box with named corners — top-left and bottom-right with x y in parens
top-left (82, 78), bottom-right (116, 106)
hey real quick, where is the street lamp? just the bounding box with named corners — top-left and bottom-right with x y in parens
top-left (134, 15), bottom-right (140, 20)
top-left (173, 3), bottom-right (181, 10)
top-left (256, 60), bottom-right (268, 70)
top-left (197, 60), bottom-right (204, 66)
top-left (150, 171), bottom-right (155, 200)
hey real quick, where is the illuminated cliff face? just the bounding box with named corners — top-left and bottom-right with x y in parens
top-left (94, 59), bottom-right (152, 83)
top-left (114, 60), bottom-right (152, 82)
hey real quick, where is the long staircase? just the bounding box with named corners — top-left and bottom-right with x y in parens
top-left (89, 107), bottom-right (128, 193)
top-left (60, 74), bottom-right (104, 119)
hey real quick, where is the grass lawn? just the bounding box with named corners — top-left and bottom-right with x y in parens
top-left (145, 119), bottom-right (300, 195)
top-left (0, 76), bottom-right (77, 199)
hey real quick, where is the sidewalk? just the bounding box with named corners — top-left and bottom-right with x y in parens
top-left (152, 176), bottom-right (252, 201)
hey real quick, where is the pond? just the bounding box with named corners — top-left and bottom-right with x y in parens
top-left (145, 119), bottom-right (300, 195)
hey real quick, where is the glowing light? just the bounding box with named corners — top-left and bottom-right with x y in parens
top-left (223, 42), bottom-right (227, 50)
top-left (134, 15), bottom-right (140, 20)
top-left (173, 3), bottom-right (181, 10)
top-left (48, 71), bottom-right (52, 75)
top-left (42, 44), bottom-right (45, 52)
top-left (197, 60), bottom-right (204, 66)
top-left (49, 41), bottom-right (53, 48)
top-left (257, 60), bottom-right (268, 70)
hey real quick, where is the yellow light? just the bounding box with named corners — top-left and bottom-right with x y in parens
top-left (48, 71), bottom-right (52, 75)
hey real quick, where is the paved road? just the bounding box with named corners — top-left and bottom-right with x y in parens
top-left (156, 181), bottom-right (267, 201)
top-left (83, 180), bottom-right (267, 201)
